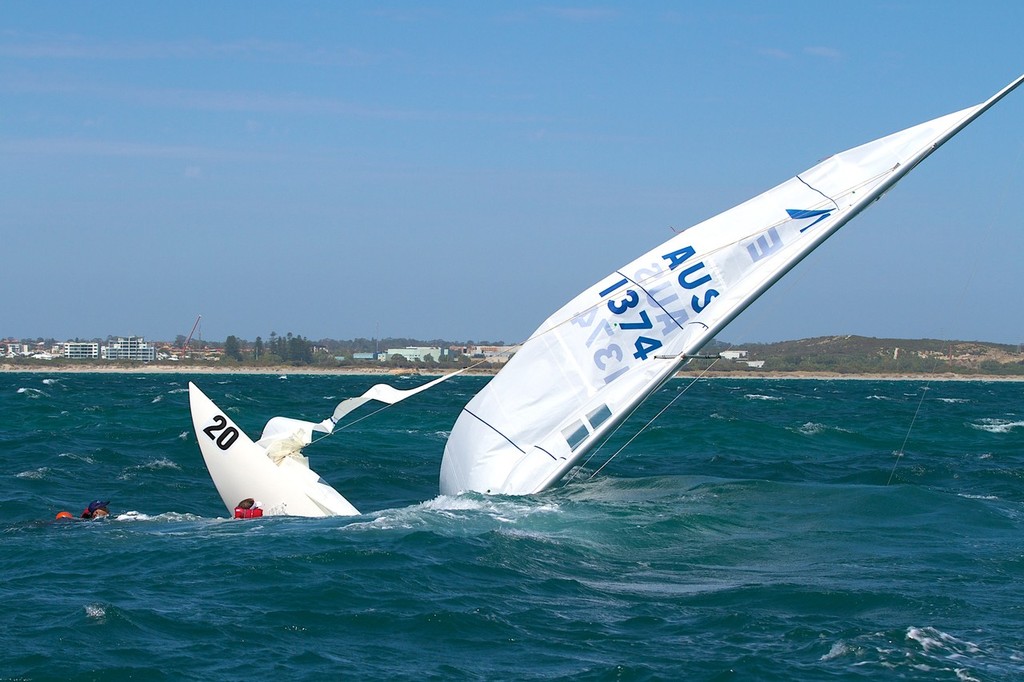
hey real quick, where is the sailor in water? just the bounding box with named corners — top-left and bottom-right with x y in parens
top-left (80, 500), bottom-right (110, 519)
top-left (234, 498), bottom-right (264, 519)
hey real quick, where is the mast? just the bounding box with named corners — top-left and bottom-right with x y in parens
top-left (183, 314), bottom-right (202, 358)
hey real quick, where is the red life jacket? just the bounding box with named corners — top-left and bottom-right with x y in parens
top-left (234, 506), bottom-right (264, 519)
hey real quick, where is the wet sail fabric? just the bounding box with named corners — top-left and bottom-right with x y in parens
top-left (255, 371), bottom-right (465, 461)
top-left (440, 75), bottom-right (1024, 497)
top-left (324, 371), bottom-right (464, 425)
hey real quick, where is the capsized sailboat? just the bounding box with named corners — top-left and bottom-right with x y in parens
top-left (189, 372), bottom-right (460, 517)
top-left (440, 74), bottom-right (1024, 497)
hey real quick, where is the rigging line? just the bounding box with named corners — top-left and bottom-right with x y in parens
top-left (796, 173), bottom-right (841, 213)
top-left (310, 401), bottom-right (395, 445)
top-left (308, 356), bottom-right (496, 447)
top-left (585, 358), bottom-right (722, 483)
top-left (563, 348), bottom-right (732, 486)
top-left (887, 381), bottom-right (930, 486)
top-left (563, 356), bottom-right (698, 485)
top-left (887, 135), bottom-right (1024, 485)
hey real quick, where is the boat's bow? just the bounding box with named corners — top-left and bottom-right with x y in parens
top-left (188, 382), bottom-right (359, 517)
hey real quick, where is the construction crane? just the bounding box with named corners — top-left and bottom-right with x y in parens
top-left (182, 315), bottom-right (201, 358)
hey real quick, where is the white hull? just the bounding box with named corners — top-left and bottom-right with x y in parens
top-left (188, 382), bottom-right (359, 517)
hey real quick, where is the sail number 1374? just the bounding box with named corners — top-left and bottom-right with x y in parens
top-left (602, 277), bottom-right (664, 362)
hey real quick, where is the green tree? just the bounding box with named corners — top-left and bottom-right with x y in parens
top-left (287, 334), bottom-right (312, 364)
top-left (224, 335), bottom-right (243, 361)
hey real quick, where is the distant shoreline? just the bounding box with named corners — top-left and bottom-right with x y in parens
top-left (2, 363), bottom-right (1022, 381)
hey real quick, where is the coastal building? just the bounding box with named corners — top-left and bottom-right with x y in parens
top-left (456, 345), bottom-right (516, 364)
top-left (63, 342), bottom-right (100, 359)
top-left (4, 342), bottom-right (28, 357)
top-left (101, 336), bottom-right (156, 362)
top-left (381, 346), bottom-right (445, 362)
top-left (720, 350), bottom-right (749, 360)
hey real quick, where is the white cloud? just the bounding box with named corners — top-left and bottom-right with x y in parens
top-left (757, 47), bottom-right (792, 60)
top-left (544, 7), bottom-right (619, 22)
top-left (804, 46), bottom-right (842, 59)
top-left (0, 136), bottom-right (243, 160)
top-left (0, 33), bottom-right (383, 67)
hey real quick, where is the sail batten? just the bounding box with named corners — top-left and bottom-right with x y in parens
top-left (440, 75), bottom-right (1023, 497)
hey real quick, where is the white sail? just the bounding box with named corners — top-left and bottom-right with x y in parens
top-left (257, 370), bottom-right (465, 461)
top-left (440, 74), bottom-right (1024, 497)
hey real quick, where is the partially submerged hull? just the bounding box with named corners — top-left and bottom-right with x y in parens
top-left (188, 382), bottom-right (359, 517)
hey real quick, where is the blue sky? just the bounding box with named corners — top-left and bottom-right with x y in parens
top-left (2, 2), bottom-right (1022, 345)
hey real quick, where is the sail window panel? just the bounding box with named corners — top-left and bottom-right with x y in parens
top-left (586, 404), bottom-right (613, 431)
top-left (561, 421), bottom-right (590, 451)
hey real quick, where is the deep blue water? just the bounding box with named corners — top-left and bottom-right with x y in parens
top-left (2, 372), bottom-right (1023, 681)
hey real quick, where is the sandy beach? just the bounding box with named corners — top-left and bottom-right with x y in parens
top-left (2, 362), bottom-right (1021, 381)
top-left (0, 363), bottom-right (445, 376)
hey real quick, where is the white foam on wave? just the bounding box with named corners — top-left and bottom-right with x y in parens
top-left (820, 640), bottom-right (855, 661)
top-left (793, 421), bottom-right (851, 436)
top-left (118, 458), bottom-right (182, 480)
top-left (347, 494), bottom-right (561, 532)
top-left (744, 393), bottom-right (782, 401)
top-left (58, 452), bottom-right (95, 464)
top-left (971, 418), bottom-right (1024, 434)
top-left (115, 511), bottom-right (151, 521)
top-left (114, 510), bottom-right (206, 522)
top-left (143, 457), bottom-right (180, 470)
top-left (831, 626), bottom-right (1018, 678)
top-left (151, 395), bottom-right (163, 404)
top-left (16, 467), bottom-right (50, 479)
top-left (937, 397), bottom-right (971, 404)
top-left (177, 430), bottom-right (190, 441)
top-left (84, 604), bottom-right (106, 620)
top-left (906, 626), bottom-right (980, 656)
top-left (17, 387), bottom-right (47, 398)
top-left (42, 378), bottom-right (59, 385)
top-left (866, 394), bottom-right (894, 401)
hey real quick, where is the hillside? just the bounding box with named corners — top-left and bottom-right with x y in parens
top-left (685, 336), bottom-right (1024, 376)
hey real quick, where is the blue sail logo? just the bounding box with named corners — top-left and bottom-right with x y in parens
top-left (787, 208), bottom-right (832, 232)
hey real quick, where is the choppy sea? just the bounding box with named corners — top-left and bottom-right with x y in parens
top-left (2, 372), bottom-right (1023, 681)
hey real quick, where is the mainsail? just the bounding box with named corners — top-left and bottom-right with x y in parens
top-left (440, 74), bottom-right (1024, 497)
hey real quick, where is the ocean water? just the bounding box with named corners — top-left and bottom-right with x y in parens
top-left (2, 372), bottom-right (1023, 681)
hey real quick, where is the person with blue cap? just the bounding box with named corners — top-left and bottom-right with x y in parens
top-left (81, 500), bottom-right (110, 519)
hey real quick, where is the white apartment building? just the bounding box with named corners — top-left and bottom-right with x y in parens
top-left (381, 346), bottom-right (444, 362)
top-left (101, 336), bottom-right (156, 362)
top-left (64, 342), bottom-right (100, 359)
